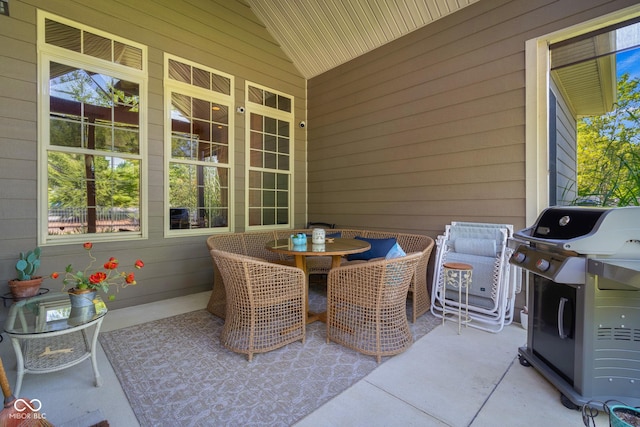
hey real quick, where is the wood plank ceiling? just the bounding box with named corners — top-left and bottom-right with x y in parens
top-left (245, 0), bottom-right (480, 78)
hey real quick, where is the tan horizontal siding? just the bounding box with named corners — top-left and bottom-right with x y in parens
top-left (308, 0), bottom-right (636, 237)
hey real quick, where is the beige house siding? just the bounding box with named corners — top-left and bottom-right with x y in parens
top-left (307, 0), bottom-right (637, 237)
top-left (0, 0), bottom-right (306, 310)
top-left (551, 78), bottom-right (578, 206)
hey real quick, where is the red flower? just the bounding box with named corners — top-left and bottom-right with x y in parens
top-left (89, 271), bottom-right (107, 284)
top-left (103, 257), bottom-right (119, 270)
top-left (53, 243), bottom-right (145, 299)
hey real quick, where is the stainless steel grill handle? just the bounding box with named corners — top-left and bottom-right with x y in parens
top-left (558, 297), bottom-right (568, 339)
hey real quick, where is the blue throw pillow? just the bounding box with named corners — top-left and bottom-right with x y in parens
top-left (385, 242), bottom-right (406, 259)
top-left (347, 237), bottom-right (397, 261)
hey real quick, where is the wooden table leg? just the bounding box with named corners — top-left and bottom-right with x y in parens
top-left (296, 254), bottom-right (329, 324)
top-left (330, 255), bottom-right (342, 270)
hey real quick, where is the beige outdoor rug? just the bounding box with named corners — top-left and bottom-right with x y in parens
top-left (99, 286), bottom-right (440, 427)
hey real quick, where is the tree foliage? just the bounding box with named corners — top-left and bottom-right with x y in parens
top-left (577, 73), bottom-right (640, 206)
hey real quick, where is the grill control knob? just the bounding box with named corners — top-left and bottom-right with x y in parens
top-left (512, 252), bottom-right (526, 263)
top-left (536, 259), bottom-right (550, 272)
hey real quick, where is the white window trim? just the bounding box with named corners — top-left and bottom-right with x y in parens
top-left (244, 81), bottom-right (295, 230)
top-left (163, 53), bottom-right (235, 237)
top-left (525, 4), bottom-right (640, 225)
top-left (37, 11), bottom-right (148, 245)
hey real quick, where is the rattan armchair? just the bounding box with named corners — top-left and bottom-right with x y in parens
top-left (210, 249), bottom-right (306, 361)
top-left (326, 252), bottom-right (421, 363)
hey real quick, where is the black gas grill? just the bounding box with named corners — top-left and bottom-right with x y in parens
top-left (510, 206), bottom-right (640, 409)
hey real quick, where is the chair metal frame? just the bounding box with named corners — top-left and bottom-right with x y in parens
top-left (430, 222), bottom-right (521, 333)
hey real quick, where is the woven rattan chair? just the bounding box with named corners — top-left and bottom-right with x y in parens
top-left (210, 249), bottom-right (306, 361)
top-left (326, 252), bottom-right (421, 363)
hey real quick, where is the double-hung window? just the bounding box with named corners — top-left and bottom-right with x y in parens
top-left (38, 12), bottom-right (147, 244)
top-left (246, 83), bottom-right (293, 228)
top-left (164, 55), bottom-right (233, 234)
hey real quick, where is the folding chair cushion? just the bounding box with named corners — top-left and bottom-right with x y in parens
top-left (454, 237), bottom-right (497, 257)
top-left (443, 252), bottom-right (498, 306)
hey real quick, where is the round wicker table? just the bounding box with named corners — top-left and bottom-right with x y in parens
top-left (266, 237), bottom-right (371, 323)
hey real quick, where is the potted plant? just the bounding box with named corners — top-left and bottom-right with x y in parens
top-left (8, 247), bottom-right (44, 300)
top-left (51, 242), bottom-right (144, 307)
top-left (609, 404), bottom-right (640, 427)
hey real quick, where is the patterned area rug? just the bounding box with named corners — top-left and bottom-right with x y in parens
top-left (99, 285), bottom-right (440, 427)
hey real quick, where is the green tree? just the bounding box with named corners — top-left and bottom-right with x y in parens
top-left (577, 73), bottom-right (640, 206)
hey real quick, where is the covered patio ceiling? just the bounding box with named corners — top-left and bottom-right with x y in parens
top-left (245, 0), bottom-right (481, 78)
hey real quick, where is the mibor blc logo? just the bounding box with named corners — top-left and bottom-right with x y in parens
top-left (10, 398), bottom-right (47, 421)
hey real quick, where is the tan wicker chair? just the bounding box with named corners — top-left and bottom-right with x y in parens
top-left (205, 230), bottom-right (434, 323)
top-left (210, 249), bottom-right (306, 361)
top-left (326, 252), bottom-right (421, 363)
top-left (362, 232), bottom-right (435, 323)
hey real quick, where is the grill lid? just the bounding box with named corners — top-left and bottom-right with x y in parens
top-left (532, 207), bottom-right (607, 239)
top-left (514, 206), bottom-right (640, 256)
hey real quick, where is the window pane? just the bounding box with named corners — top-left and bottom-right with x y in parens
top-left (277, 173), bottom-right (288, 190)
top-left (84, 31), bottom-right (111, 61)
top-left (264, 91), bottom-right (277, 108)
top-left (192, 98), bottom-right (210, 120)
top-left (278, 120), bottom-right (290, 137)
top-left (250, 131), bottom-right (262, 149)
top-left (114, 42), bottom-right (143, 70)
top-left (264, 117), bottom-right (277, 134)
top-left (277, 191), bottom-right (288, 207)
top-left (277, 208), bottom-right (288, 224)
top-left (42, 18), bottom-right (145, 241)
top-left (193, 67), bottom-right (210, 90)
top-left (49, 64), bottom-right (140, 155)
top-left (250, 150), bottom-right (263, 168)
top-left (278, 154), bottom-right (289, 170)
top-left (262, 208), bottom-right (275, 225)
top-left (168, 59), bottom-right (191, 83)
top-left (249, 170), bottom-right (261, 188)
top-left (193, 120), bottom-right (211, 143)
top-left (45, 19), bottom-right (80, 52)
top-left (264, 152), bottom-right (277, 169)
top-left (264, 134), bottom-right (277, 152)
top-left (278, 137), bottom-right (289, 154)
top-left (248, 86), bottom-right (263, 104)
top-left (168, 160), bottom-right (229, 230)
top-left (264, 172), bottom-right (276, 189)
top-left (249, 208), bottom-right (261, 226)
top-left (245, 103), bottom-right (292, 227)
top-left (50, 116), bottom-right (84, 148)
top-left (278, 95), bottom-right (291, 112)
top-left (211, 124), bottom-right (228, 145)
top-left (47, 152), bottom-right (141, 235)
top-left (212, 74), bottom-right (231, 95)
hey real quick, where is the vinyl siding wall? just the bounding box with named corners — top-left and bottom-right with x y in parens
top-left (307, 0), bottom-right (637, 237)
top-left (551, 78), bottom-right (578, 206)
top-left (0, 0), bottom-right (306, 311)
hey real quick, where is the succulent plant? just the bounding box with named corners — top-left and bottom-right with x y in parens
top-left (15, 247), bottom-right (42, 281)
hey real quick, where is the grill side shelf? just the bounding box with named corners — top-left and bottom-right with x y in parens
top-left (588, 259), bottom-right (640, 290)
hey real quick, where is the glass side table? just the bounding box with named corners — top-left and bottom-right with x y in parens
top-left (4, 292), bottom-right (107, 396)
